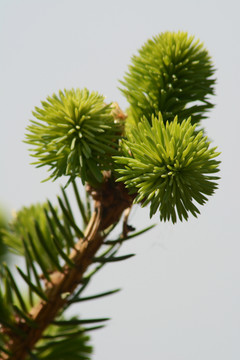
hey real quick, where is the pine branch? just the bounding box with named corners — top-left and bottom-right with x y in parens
top-left (1, 175), bottom-right (133, 360)
top-left (0, 31), bottom-right (221, 359)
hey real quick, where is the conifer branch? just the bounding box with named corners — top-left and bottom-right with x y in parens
top-left (0, 31), bottom-right (221, 359)
top-left (1, 175), bottom-right (133, 360)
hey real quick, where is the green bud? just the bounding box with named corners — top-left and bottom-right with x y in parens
top-left (120, 31), bottom-right (215, 127)
top-left (114, 114), bottom-right (220, 223)
top-left (25, 88), bottom-right (120, 185)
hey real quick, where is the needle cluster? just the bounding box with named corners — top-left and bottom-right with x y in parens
top-left (121, 31), bottom-right (215, 126)
top-left (114, 114), bottom-right (220, 223)
top-left (26, 89), bottom-right (119, 185)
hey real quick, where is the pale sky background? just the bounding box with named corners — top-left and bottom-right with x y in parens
top-left (1, 0), bottom-right (240, 359)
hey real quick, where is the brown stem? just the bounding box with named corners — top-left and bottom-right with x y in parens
top-left (1, 177), bottom-right (133, 360)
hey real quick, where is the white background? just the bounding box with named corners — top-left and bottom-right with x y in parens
top-left (1, 0), bottom-right (240, 359)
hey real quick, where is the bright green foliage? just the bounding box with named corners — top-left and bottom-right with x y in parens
top-left (2, 203), bottom-right (65, 272)
top-left (120, 31), bottom-right (215, 127)
top-left (0, 31), bottom-right (221, 359)
top-left (25, 89), bottom-right (120, 185)
top-left (114, 114), bottom-right (220, 223)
